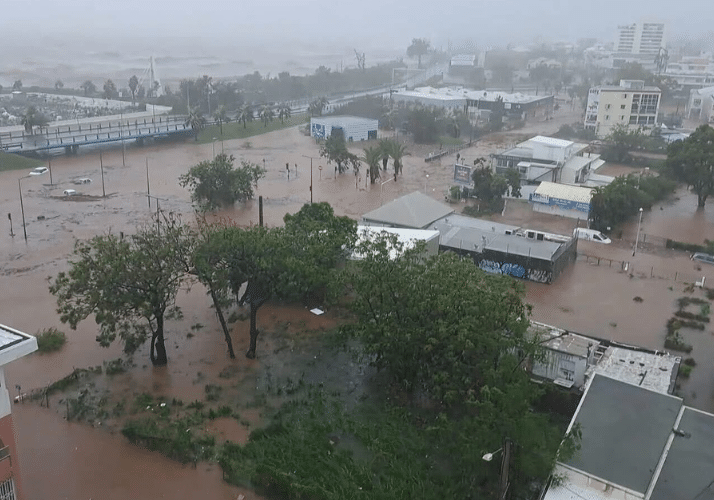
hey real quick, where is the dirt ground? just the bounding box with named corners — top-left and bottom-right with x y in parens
top-left (4, 100), bottom-right (713, 499)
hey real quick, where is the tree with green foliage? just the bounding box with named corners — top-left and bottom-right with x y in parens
top-left (380, 138), bottom-right (408, 181)
top-left (179, 153), bottom-right (265, 211)
top-left (103, 79), bottom-right (118, 99)
top-left (236, 105), bottom-right (253, 128)
top-left (319, 128), bottom-right (361, 175)
top-left (213, 105), bottom-right (228, 135)
top-left (12, 80), bottom-right (22, 91)
top-left (408, 108), bottom-right (438, 143)
top-left (344, 238), bottom-right (580, 497)
top-left (308, 97), bottom-right (329, 117)
top-left (407, 38), bottom-right (430, 69)
top-left (361, 145), bottom-right (382, 184)
top-left (48, 213), bottom-right (195, 366)
top-left (590, 174), bottom-right (675, 231)
top-left (54, 79), bottom-right (64, 90)
top-left (470, 161), bottom-right (518, 208)
top-left (21, 106), bottom-right (49, 135)
top-left (186, 106), bottom-right (206, 140)
top-left (195, 203), bottom-right (355, 359)
top-left (666, 124), bottom-right (714, 208)
top-left (128, 75), bottom-right (139, 107)
top-left (603, 123), bottom-right (646, 163)
top-left (277, 104), bottom-right (291, 123)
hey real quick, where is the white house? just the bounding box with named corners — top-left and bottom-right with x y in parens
top-left (310, 116), bottom-right (378, 142)
top-left (529, 181), bottom-right (594, 220)
top-left (687, 85), bottom-right (714, 123)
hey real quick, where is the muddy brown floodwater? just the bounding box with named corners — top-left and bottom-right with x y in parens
top-left (0, 102), bottom-right (666, 498)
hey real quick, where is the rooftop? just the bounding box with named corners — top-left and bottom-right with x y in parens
top-left (361, 192), bottom-right (454, 229)
top-left (0, 323), bottom-right (39, 366)
top-left (352, 226), bottom-right (439, 260)
top-left (564, 374), bottom-right (682, 495)
top-left (531, 135), bottom-right (573, 148)
top-left (588, 347), bottom-right (679, 395)
top-left (310, 115), bottom-right (378, 126)
top-left (534, 182), bottom-right (594, 204)
top-left (404, 86), bottom-right (552, 105)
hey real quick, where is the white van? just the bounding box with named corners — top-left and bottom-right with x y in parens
top-left (574, 228), bottom-right (611, 244)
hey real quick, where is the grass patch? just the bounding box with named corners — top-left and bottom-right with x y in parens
top-left (35, 327), bottom-right (67, 353)
top-left (195, 114), bottom-right (309, 144)
top-left (122, 412), bottom-right (215, 464)
top-left (438, 135), bottom-right (464, 146)
top-left (0, 151), bottom-right (43, 173)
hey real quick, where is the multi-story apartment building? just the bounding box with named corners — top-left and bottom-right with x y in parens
top-left (584, 80), bottom-right (661, 138)
top-left (613, 21), bottom-right (667, 70)
top-left (616, 22), bottom-right (666, 55)
top-left (0, 324), bottom-right (37, 500)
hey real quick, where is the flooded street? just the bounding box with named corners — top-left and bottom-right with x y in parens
top-left (3, 100), bottom-right (712, 497)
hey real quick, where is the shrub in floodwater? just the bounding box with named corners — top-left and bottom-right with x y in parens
top-left (36, 328), bottom-right (67, 353)
top-left (679, 364), bottom-right (693, 378)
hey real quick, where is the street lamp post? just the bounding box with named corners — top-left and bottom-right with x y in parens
top-left (302, 155), bottom-right (317, 203)
top-left (18, 176), bottom-right (28, 243)
top-left (380, 177), bottom-right (393, 206)
top-left (633, 207), bottom-right (644, 256)
top-left (212, 137), bottom-right (217, 159)
top-left (425, 174), bottom-right (429, 193)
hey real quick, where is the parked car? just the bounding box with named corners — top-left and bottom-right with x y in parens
top-left (29, 166), bottom-right (48, 176)
top-left (72, 178), bottom-right (91, 185)
top-left (574, 228), bottom-right (611, 244)
top-left (63, 189), bottom-right (77, 196)
top-left (692, 253), bottom-right (714, 265)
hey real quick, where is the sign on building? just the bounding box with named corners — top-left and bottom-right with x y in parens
top-left (453, 164), bottom-right (473, 186)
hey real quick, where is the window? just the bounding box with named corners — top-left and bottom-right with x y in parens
top-left (605, 104), bottom-right (611, 110)
top-left (623, 94), bottom-right (628, 98)
top-left (605, 115), bottom-right (610, 121)
top-left (620, 104), bottom-right (626, 109)
top-left (0, 478), bottom-right (16, 500)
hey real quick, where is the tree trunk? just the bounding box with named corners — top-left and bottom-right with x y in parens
top-left (209, 286), bottom-right (236, 359)
top-left (152, 315), bottom-right (168, 366)
top-left (698, 192), bottom-right (707, 208)
top-left (246, 302), bottom-right (261, 359)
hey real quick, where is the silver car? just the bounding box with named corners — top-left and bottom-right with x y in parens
top-left (692, 253), bottom-right (714, 265)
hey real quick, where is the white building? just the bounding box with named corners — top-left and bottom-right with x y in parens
top-left (351, 226), bottom-right (440, 260)
top-left (310, 116), bottom-right (378, 142)
top-left (530, 181), bottom-right (595, 220)
top-left (687, 86), bottom-right (714, 123)
top-left (492, 135), bottom-right (609, 186)
top-left (665, 57), bottom-right (714, 88)
top-left (584, 80), bottom-right (661, 138)
top-left (616, 22), bottom-right (666, 56)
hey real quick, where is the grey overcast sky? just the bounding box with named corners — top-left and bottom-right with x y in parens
top-left (3, 0), bottom-right (712, 49)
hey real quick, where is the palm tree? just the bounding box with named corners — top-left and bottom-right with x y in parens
top-left (308, 97), bottom-right (329, 117)
top-left (259, 106), bottom-right (274, 127)
top-left (128, 75), bottom-right (139, 107)
top-left (361, 146), bottom-right (382, 184)
top-left (382, 139), bottom-right (408, 181)
top-left (186, 107), bottom-right (206, 140)
top-left (236, 105), bottom-right (251, 128)
top-left (378, 139), bottom-right (392, 171)
top-left (277, 104), bottom-right (291, 123)
top-left (214, 105), bottom-right (228, 135)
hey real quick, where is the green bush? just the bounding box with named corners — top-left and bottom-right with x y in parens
top-left (666, 239), bottom-right (706, 253)
top-left (679, 364), bottom-right (693, 378)
top-left (36, 328), bottom-right (67, 353)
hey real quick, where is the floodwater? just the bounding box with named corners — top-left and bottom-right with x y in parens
top-left (0, 101), bottom-right (644, 498)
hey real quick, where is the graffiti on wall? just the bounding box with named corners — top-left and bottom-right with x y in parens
top-left (479, 259), bottom-right (552, 283)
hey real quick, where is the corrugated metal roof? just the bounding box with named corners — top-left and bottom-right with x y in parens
top-left (361, 192), bottom-right (454, 229)
top-left (535, 181), bottom-right (594, 204)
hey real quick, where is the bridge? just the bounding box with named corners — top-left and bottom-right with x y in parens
top-left (0, 114), bottom-right (193, 155)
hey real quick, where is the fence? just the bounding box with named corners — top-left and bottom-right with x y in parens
top-left (577, 252), bottom-right (705, 284)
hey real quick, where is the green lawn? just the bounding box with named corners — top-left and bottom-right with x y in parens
top-left (0, 151), bottom-right (44, 173)
top-left (195, 114), bottom-right (309, 144)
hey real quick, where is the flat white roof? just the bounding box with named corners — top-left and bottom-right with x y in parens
top-left (588, 347), bottom-right (679, 395)
top-left (0, 324), bottom-right (38, 366)
top-left (534, 181), bottom-right (594, 204)
top-left (531, 135), bottom-right (573, 148)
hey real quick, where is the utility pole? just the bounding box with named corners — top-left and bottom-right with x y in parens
top-left (499, 439), bottom-right (511, 500)
top-left (48, 158), bottom-right (53, 185)
top-left (146, 157), bottom-right (151, 208)
top-left (302, 155), bottom-right (317, 203)
top-left (100, 151), bottom-right (106, 197)
top-left (18, 177), bottom-right (28, 243)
